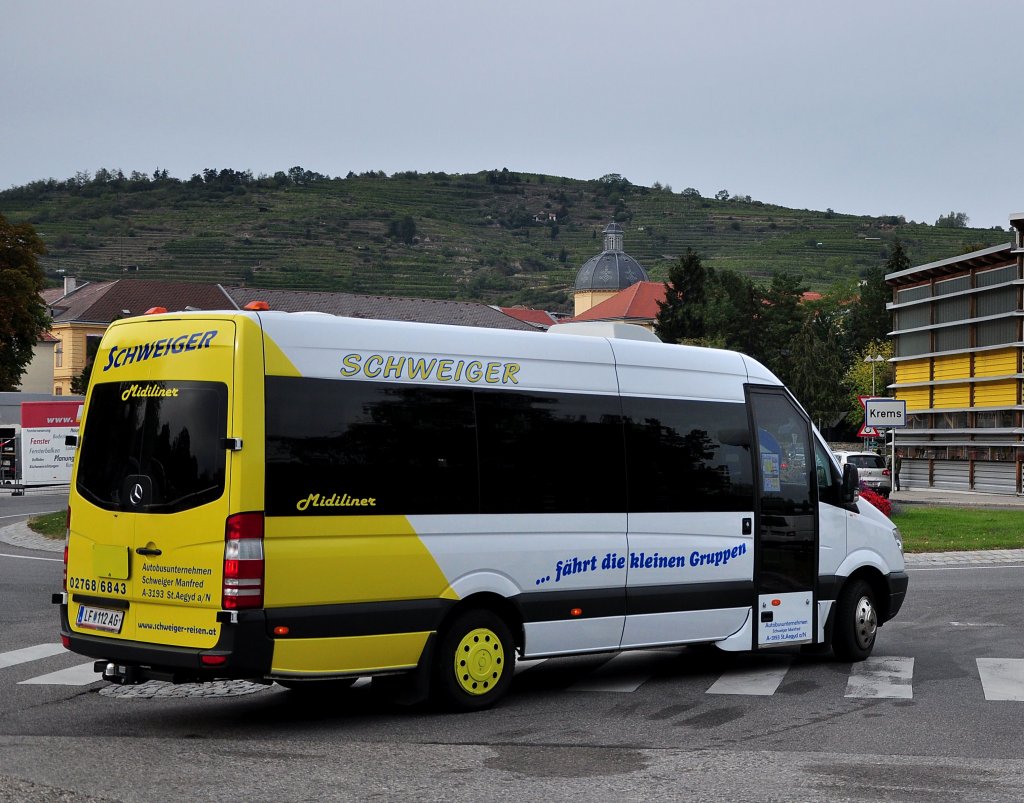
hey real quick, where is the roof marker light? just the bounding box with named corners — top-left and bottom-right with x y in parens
top-left (144, 306), bottom-right (167, 315)
top-left (244, 301), bottom-right (270, 311)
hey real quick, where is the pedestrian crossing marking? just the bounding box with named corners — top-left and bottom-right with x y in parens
top-left (845, 656), bottom-right (914, 699)
top-left (3, 643), bottom-right (1023, 702)
top-left (0, 643), bottom-right (66, 669)
top-left (18, 661), bottom-right (100, 686)
top-left (977, 658), bottom-right (1024, 701)
top-left (706, 659), bottom-right (791, 696)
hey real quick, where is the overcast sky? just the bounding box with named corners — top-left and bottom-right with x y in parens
top-left (3, 1), bottom-right (1021, 230)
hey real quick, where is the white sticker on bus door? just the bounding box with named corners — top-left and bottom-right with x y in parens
top-left (758, 592), bottom-right (812, 646)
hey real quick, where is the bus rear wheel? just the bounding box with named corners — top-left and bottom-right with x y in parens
top-left (433, 609), bottom-right (515, 711)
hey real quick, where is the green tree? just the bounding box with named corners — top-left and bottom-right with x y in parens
top-left (845, 242), bottom-right (905, 359)
top-left (704, 269), bottom-right (760, 354)
top-left (753, 272), bottom-right (806, 384)
top-left (935, 211), bottom-right (969, 228)
top-left (787, 314), bottom-right (849, 428)
top-left (845, 267), bottom-right (890, 358)
top-left (844, 340), bottom-right (894, 429)
top-left (0, 214), bottom-right (49, 390)
top-left (655, 249), bottom-right (708, 344)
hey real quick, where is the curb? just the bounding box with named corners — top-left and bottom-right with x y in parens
top-left (903, 549), bottom-right (1024, 567)
top-left (0, 521), bottom-right (64, 553)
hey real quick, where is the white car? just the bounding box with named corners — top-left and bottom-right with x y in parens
top-left (833, 450), bottom-right (892, 497)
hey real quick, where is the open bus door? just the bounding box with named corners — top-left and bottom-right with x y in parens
top-left (748, 387), bottom-right (817, 648)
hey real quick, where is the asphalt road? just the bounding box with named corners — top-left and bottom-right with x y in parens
top-left (3, 489), bottom-right (1024, 801)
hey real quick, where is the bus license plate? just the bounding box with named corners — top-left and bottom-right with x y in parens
top-left (76, 605), bottom-right (124, 634)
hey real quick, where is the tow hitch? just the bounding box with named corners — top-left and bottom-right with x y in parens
top-left (95, 661), bottom-right (143, 685)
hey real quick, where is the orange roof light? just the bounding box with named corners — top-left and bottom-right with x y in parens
top-left (144, 306), bottom-right (167, 315)
top-left (244, 301), bottom-right (270, 311)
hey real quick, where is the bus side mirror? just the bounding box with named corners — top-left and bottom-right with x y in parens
top-left (841, 463), bottom-right (859, 504)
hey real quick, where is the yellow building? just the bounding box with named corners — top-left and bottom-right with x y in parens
top-left (886, 214), bottom-right (1024, 494)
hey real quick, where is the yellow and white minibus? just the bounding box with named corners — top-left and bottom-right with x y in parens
top-left (56, 311), bottom-right (907, 710)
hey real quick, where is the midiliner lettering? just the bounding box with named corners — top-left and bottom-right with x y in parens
top-left (297, 492), bottom-right (377, 512)
top-left (340, 353), bottom-right (520, 385)
top-left (102, 330), bottom-right (217, 372)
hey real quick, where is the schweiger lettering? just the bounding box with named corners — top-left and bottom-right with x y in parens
top-left (102, 330), bottom-right (218, 372)
top-left (340, 353), bottom-right (520, 385)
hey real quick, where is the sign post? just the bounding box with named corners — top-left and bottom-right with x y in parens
top-left (864, 398), bottom-right (908, 429)
top-left (862, 397), bottom-right (908, 491)
top-left (857, 396), bottom-right (881, 447)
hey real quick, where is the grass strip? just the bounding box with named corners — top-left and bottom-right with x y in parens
top-left (891, 506), bottom-right (1024, 553)
top-left (27, 510), bottom-right (66, 539)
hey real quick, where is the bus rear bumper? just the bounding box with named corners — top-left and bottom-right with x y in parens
top-left (56, 599), bottom-right (274, 684)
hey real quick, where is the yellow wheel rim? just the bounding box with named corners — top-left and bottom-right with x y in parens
top-left (453, 627), bottom-right (505, 695)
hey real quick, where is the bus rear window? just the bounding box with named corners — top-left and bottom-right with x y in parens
top-left (76, 381), bottom-right (228, 513)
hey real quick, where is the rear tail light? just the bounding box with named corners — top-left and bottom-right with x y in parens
top-left (882, 469), bottom-right (891, 476)
top-left (62, 506), bottom-right (70, 591)
top-left (222, 512), bottom-right (264, 609)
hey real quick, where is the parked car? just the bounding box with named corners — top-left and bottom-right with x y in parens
top-left (832, 450), bottom-right (892, 497)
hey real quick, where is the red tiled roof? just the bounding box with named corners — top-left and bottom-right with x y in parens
top-left (498, 307), bottom-right (560, 328)
top-left (570, 281), bottom-right (665, 323)
top-left (48, 280), bottom-right (236, 324)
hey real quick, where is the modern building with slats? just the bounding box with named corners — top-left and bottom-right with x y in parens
top-left (886, 214), bottom-right (1024, 494)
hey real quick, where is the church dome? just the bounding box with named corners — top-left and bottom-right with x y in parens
top-left (574, 223), bottom-right (649, 292)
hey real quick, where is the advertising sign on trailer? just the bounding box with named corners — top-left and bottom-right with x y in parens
top-left (20, 401), bottom-right (82, 486)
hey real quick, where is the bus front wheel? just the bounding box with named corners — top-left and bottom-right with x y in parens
top-left (433, 609), bottom-right (515, 711)
top-left (832, 579), bottom-right (878, 661)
